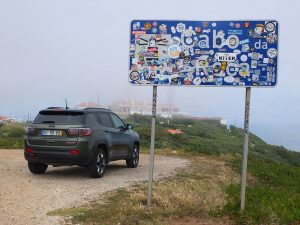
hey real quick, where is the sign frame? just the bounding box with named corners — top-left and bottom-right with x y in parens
top-left (129, 20), bottom-right (279, 88)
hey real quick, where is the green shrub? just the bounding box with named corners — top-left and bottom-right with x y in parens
top-left (0, 123), bottom-right (25, 137)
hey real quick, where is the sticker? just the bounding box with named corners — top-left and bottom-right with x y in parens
top-left (263, 58), bottom-right (269, 64)
top-left (215, 53), bottom-right (237, 62)
top-left (193, 77), bottom-right (201, 85)
top-left (132, 58), bottom-right (138, 64)
top-left (251, 60), bottom-right (258, 68)
top-left (239, 39), bottom-right (250, 44)
top-left (240, 55), bottom-right (248, 62)
top-left (131, 64), bottom-right (138, 70)
top-left (151, 27), bottom-right (158, 33)
top-left (199, 40), bottom-right (208, 48)
top-left (228, 36), bottom-right (239, 48)
top-left (235, 23), bottom-right (241, 28)
top-left (133, 22), bottom-right (141, 30)
top-left (267, 48), bottom-right (277, 58)
top-left (244, 22), bottom-right (250, 28)
top-left (206, 57), bottom-right (213, 63)
top-left (159, 24), bottom-right (167, 34)
top-left (184, 77), bottom-right (192, 85)
top-left (224, 76), bottom-right (235, 83)
top-left (195, 26), bottom-right (201, 33)
top-left (144, 23), bottom-right (152, 30)
top-left (132, 31), bottom-right (146, 35)
top-left (216, 77), bottom-right (223, 85)
top-left (186, 37), bottom-right (193, 45)
top-left (130, 44), bottom-right (136, 51)
top-left (202, 22), bottom-right (208, 27)
top-left (130, 71), bottom-right (140, 81)
top-left (266, 33), bottom-right (278, 44)
top-left (252, 74), bottom-right (259, 82)
top-left (171, 26), bottom-right (176, 34)
top-left (228, 29), bottom-right (243, 35)
top-left (242, 44), bottom-right (250, 52)
top-left (171, 37), bottom-right (181, 45)
top-left (239, 63), bottom-right (250, 77)
top-left (212, 22), bottom-right (217, 27)
top-left (168, 45), bottom-right (181, 59)
top-left (265, 21), bottom-right (276, 33)
top-left (176, 23), bottom-right (186, 33)
top-left (152, 21), bottom-right (158, 27)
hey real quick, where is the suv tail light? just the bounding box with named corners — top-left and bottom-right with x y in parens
top-left (25, 126), bottom-right (36, 135)
top-left (67, 128), bottom-right (92, 137)
top-left (78, 128), bottom-right (92, 136)
top-left (68, 128), bottom-right (79, 136)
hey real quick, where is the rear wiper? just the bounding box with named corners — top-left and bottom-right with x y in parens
top-left (41, 121), bottom-right (55, 123)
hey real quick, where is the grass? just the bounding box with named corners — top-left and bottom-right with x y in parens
top-left (0, 137), bottom-right (23, 149)
top-left (217, 155), bottom-right (300, 225)
top-left (0, 123), bottom-right (24, 149)
top-left (48, 155), bottom-right (239, 225)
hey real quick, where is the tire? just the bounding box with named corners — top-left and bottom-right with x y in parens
top-left (28, 162), bottom-right (48, 174)
top-left (126, 144), bottom-right (139, 168)
top-left (88, 148), bottom-right (107, 178)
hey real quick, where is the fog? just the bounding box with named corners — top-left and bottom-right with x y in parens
top-left (0, 0), bottom-right (299, 150)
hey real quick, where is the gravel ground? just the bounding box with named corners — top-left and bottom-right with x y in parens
top-left (0, 149), bottom-right (188, 225)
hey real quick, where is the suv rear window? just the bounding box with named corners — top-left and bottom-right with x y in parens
top-left (33, 110), bottom-right (84, 125)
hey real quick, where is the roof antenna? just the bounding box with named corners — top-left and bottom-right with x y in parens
top-left (65, 98), bottom-right (69, 109)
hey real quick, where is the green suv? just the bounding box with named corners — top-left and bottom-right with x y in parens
top-left (24, 107), bottom-right (140, 178)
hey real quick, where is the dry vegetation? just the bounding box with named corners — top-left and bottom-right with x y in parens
top-left (49, 155), bottom-right (239, 225)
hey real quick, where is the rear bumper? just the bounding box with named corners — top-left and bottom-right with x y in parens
top-left (24, 150), bottom-right (91, 166)
top-left (24, 141), bottom-right (93, 166)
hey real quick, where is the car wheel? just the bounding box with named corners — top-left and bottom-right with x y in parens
top-left (88, 148), bottom-right (107, 178)
top-left (126, 144), bottom-right (139, 168)
top-left (28, 162), bottom-right (48, 174)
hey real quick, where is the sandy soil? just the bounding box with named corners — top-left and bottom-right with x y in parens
top-left (0, 149), bottom-right (188, 225)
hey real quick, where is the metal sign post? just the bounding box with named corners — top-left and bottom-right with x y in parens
top-left (147, 85), bottom-right (157, 206)
top-left (240, 87), bottom-right (251, 211)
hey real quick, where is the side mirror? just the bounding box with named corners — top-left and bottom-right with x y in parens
top-left (126, 124), bottom-right (133, 130)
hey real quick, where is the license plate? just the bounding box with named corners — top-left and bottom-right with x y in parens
top-left (41, 130), bottom-right (63, 136)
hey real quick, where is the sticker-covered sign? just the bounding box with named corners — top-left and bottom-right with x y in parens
top-left (129, 20), bottom-right (279, 87)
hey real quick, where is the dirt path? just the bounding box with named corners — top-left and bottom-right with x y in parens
top-left (0, 149), bottom-right (188, 225)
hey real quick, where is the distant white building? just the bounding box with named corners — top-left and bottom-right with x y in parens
top-left (109, 100), bottom-right (187, 118)
top-left (76, 102), bottom-right (104, 109)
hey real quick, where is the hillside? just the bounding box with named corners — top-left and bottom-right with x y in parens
top-left (1, 115), bottom-right (300, 224)
top-left (128, 114), bottom-right (300, 224)
top-left (129, 114), bottom-right (300, 167)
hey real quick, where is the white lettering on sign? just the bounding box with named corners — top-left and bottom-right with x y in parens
top-left (215, 53), bottom-right (237, 62)
top-left (213, 30), bottom-right (239, 49)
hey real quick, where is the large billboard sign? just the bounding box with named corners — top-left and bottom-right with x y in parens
top-left (129, 20), bottom-right (278, 87)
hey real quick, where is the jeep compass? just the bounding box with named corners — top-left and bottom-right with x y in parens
top-left (24, 107), bottom-right (140, 178)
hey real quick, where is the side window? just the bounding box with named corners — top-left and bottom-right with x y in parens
top-left (97, 112), bottom-right (114, 128)
top-left (110, 114), bottom-right (125, 129)
top-left (85, 113), bottom-right (98, 124)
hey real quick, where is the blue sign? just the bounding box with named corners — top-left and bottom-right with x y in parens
top-left (129, 20), bottom-right (278, 87)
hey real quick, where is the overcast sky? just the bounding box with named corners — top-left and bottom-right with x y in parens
top-left (0, 0), bottom-right (299, 150)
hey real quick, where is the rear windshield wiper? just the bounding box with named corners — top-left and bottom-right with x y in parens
top-left (41, 121), bottom-right (55, 123)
